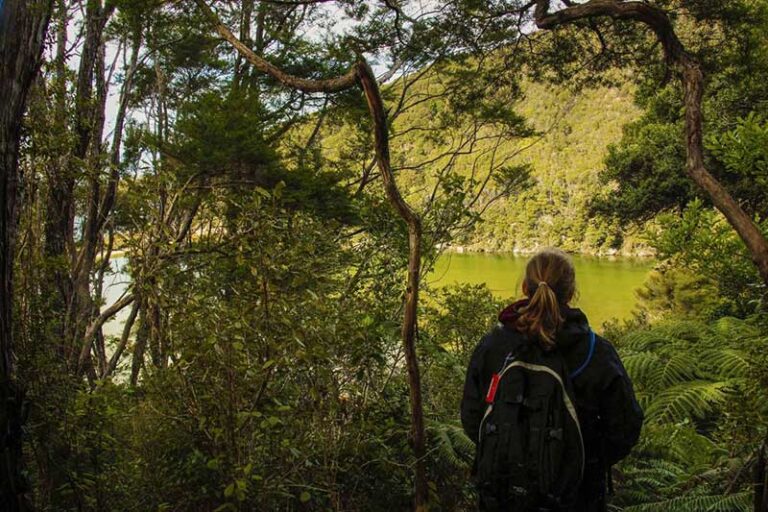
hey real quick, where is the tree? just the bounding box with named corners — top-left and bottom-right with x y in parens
top-left (526, 0), bottom-right (768, 287)
top-left (594, 1), bottom-right (768, 224)
top-left (191, 1), bottom-right (432, 507)
top-left (0, 1), bottom-right (54, 510)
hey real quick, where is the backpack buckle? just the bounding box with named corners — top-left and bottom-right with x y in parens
top-left (511, 486), bottom-right (528, 496)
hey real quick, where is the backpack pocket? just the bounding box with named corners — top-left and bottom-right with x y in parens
top-left (476, 418), bottom-right (500, 487)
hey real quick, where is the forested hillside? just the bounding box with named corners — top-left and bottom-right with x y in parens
top-left (463, 79), bottom-right (642, 253)
top-left (304, 74), bottom-right (643, 255)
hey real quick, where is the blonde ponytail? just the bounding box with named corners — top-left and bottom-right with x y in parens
top-left (514, 250), bottom-right (576, 350)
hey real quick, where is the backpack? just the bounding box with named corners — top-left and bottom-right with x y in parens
top-left (475, 328), bottom-right (596, 512)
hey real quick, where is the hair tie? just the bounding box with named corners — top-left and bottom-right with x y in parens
top-left (538, 281), bottom-right (548, 288)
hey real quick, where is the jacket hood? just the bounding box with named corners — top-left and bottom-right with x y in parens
top-left (498, 299), bottom-right (590, 349)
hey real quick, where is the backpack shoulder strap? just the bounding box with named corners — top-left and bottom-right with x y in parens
top-left (568, 329), bottom-right (596, 380)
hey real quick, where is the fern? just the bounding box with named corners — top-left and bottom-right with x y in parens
top-left (622, 491), bottom-right (751, 512)
top-left (621, 330), bottom-right (675, 351)
top-left (712, 316), bottom-right (759, 340)
top-left (623, 352), bottom-right (662, 387)
top-left (612, 317), bottom-right (768, 511)
top-left (645, 380), bottom-right (729, 422)
top-left (427, 419), bottom-right (473, 469)
top-left (653, 320), bottom-right (707, 343)
top-left (650, 352), bottom-right (699, 390)
top-left (711, 349), bottom-right (750, 379)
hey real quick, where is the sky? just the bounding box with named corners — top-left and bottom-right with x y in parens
top-left (62, 0), bottom-right (406, 144)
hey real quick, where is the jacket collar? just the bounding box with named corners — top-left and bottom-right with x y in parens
top-left (498, 299), bottom-right (590, 349)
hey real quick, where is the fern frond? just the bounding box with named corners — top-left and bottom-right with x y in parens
top-left (650, 353), bottom-right (699, 390)
top-left (654, 321), bottom-right (707, 343)
top-left (645, 381), bottom-right (728, 423)
top-left (444, 421), bottom-right (475, 455)
top-left (622, 491), bottom-right (751, 512)
top-left (623, 352), bottom-right (662, 387)
top-left (710, 349), bottom-right (750, 379)
top-left (621, 331), bottom-right (675, 351)
top-left (427, 420), bottom-right (473, 469)
top-left (713, 316), bottom-right (759, 341)
top-left (666, 428), bottom-right (720, 466)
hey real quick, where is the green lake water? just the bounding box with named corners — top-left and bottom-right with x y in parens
top-left (428, 253), bottom-right (654, 328)
top-left (103, 254), bottom-right (654, 336)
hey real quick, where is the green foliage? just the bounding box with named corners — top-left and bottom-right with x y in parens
top-left (622, 491), bottom-right (752, 512)
top-left (597, 118), bottom-right (691, 221)
top-left (170, 90), bottom-right (356, 222)
top-left (634, 264), bottom-right (730, 321)
top-left (612, 317), bottom-right (768, 510)
top-left (644, 200), bottom-right (766, 316)
top-left (14, 0), bottom-right (768, 511)
top-left (473, 79), bottom-right (641, 253)
top-left (595, 0), bottom-right (768, 222)
top-left (301, 59), bottom-right (642, 254)
top-left (706, 113), bottom-right (768, 207)
top-left (420, 283), bottom-right (505, 509)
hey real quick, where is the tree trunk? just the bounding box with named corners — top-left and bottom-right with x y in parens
top-left (356, 62), bottom-right (428, 512)
top-left (43, 0), bottom-right (73, 346)
top-left (55, 0), bottom-right (113, 368)
top-left (0, 1), bottom-right (54, 510)
top-left (234, 0), bottom-right (253, 88)
top-left (757, 440), bottom-right (768, 512)
top-left (130, 296), bottom-right (149, 386)
top-left (532, 0), bottom-right (768, 286)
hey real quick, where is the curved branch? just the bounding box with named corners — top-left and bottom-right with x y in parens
top-left (194, 3), bottom-right (428, 508)
top-left (356, 62), bottom-right (421, 231)
top-left (77, 293), bottom-right (135, 373)
top-left (356, 61), bottom-right (427, 511)
top-left (102, 299), bottom-right (140, 379)
top-left (533, 0), bottom-right (768, 284)
top-left (194, 0), bottom-right (357, 93)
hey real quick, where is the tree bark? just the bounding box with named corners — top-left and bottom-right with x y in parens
top-left (234, 0), bottom-right (254, 88)
top-left (532, 0), bottom-right (768, 286)
top-left (757, 440), bottom-right (768, 512)
top-left (43, 0), bottom-right (73, 337)
top-left (77, 293), bottom-right (135, 373)
top-left (103, 300), bottom-right (139, 379)
top-left (0, 1), bottom-right (54, 510)
top-left (357, 61), bottom-right (428, 512)
top-left (98, 27), bottom-right (142, 239)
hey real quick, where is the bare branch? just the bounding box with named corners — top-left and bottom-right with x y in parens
top-left (77, 293), bottom-right (136, 373)
top-left (102, 299), bottom-right (140, 379)
top-left (194, 0), bottom-right (357, 93)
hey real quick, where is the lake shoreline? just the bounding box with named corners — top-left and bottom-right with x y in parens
top-left (438, 244), bottom-right (657, 259)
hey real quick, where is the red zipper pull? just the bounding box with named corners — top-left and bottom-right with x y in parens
top-left (485, 373), bottom-right (501, 404)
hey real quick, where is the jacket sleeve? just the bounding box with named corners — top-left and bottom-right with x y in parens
top-left (598, 342), bottom-right (644, 466)
top-left (460, 341), bottom-right (487, 445)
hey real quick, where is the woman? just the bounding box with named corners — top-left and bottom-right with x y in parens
top-left (460, 248), bottom-right (643, 512)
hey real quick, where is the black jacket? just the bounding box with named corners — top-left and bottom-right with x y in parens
top-left (460, 304), bottom-right (643, 509)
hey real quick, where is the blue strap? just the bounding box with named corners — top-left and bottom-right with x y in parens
top-left (569, 329), bottom-right (596, 379)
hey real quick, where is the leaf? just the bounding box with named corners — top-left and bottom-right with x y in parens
top-left (645, 380), bottom-right (729, 423)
